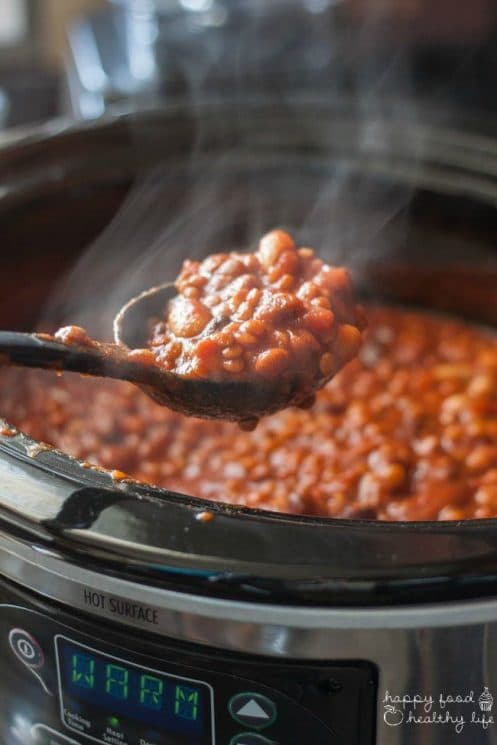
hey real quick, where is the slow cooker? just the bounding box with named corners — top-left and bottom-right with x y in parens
top-left (2, 104), bottom-right (497, 745)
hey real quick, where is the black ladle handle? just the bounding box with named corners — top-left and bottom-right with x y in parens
top-left (0, 331), bottom-right (115, 377)
top-left (0, 331), bottom-right (171, 394)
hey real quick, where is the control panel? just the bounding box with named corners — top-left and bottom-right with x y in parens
top-left (55, 635), bottom-right (213, 743)
top-left (0, 580), bottom-right (377, 745)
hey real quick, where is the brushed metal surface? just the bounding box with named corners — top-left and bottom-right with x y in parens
top-left (1, 530), bottom-right (497, 743)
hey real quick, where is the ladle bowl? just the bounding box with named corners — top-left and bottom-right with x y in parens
top-left (113, 281), bottom-right (303, 423)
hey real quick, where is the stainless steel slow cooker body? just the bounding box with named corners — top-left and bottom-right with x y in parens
top-left (2, 104), bottom-right (497, 745)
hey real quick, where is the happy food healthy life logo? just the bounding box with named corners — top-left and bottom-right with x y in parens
top-left (383, 687), bottom-right (494, 734)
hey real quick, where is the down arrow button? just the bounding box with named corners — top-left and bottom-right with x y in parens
top-left (229, 692), bottom-right (277, 729)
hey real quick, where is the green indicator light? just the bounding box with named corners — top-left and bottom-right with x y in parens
top-left (108, 716), bottom-right (120, 729)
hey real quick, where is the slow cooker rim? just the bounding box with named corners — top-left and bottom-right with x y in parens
top-left (4, 424), bottom-right (497, 532)
top-left (4, 428), bottom-right (497, 608)
top-left (4, 98), bottom-right (497, 201)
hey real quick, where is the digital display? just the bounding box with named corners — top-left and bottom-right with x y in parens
top-left (55, 636), bottom-right (213, 743)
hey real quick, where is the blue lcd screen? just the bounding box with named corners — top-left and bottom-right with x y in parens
top-left (56, 636), bottom-right (211, 739)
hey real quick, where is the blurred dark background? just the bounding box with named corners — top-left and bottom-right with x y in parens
top-left (1, 0), bottom-right (497, 130)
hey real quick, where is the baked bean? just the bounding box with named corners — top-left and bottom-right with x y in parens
top-left (54, 325), bottom-right (95, 347)
top-left (154, 341), bottom-right (182, 368)
top-left (258, 229), bottom-right (295, 269)
top-left (168, 297), bottom-right (212, 338)
top-left (183, 286), bottom-right (202, 299)
top-left (303, 308), bottom-right (336, 342)
top-left (466, 446), bottom-right (497, 472)
top-left (438, 506), bottom-right (466, 521)
top-left (190, 338), bottom-right (220, 375)
top-left (222, 345), bottom-right (243, 359)
top-left (474, 485), bottom-right (497, 507)
top-left (336, 324), bottom-right (363, 361)
top-left (222, 358), bottom-right (245, 374)
top-left (255, 348), bottom-right (290, 379)
top-left (468, 374), bottom-right (496, 398)
top-left (276, 273), bottom-right (295, 291)
top-left (319, 353), bottom-right (334, 377)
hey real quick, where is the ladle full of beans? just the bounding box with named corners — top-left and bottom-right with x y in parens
top-left (0, 230), bottom-right (365, 427)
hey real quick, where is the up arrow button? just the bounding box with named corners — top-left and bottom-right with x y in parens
top-left (229, 692), bottom-right (277, 730)
top-left (238, 700), bottom-right (270, 719)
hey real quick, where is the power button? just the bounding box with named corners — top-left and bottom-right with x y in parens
top-left (9, 628), bottom-right (44, 669)
top-left (9, 628), bottom-right (52, 695)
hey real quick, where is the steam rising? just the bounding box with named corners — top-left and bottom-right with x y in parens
top-left (41, 0), bottom-right (435, 337)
